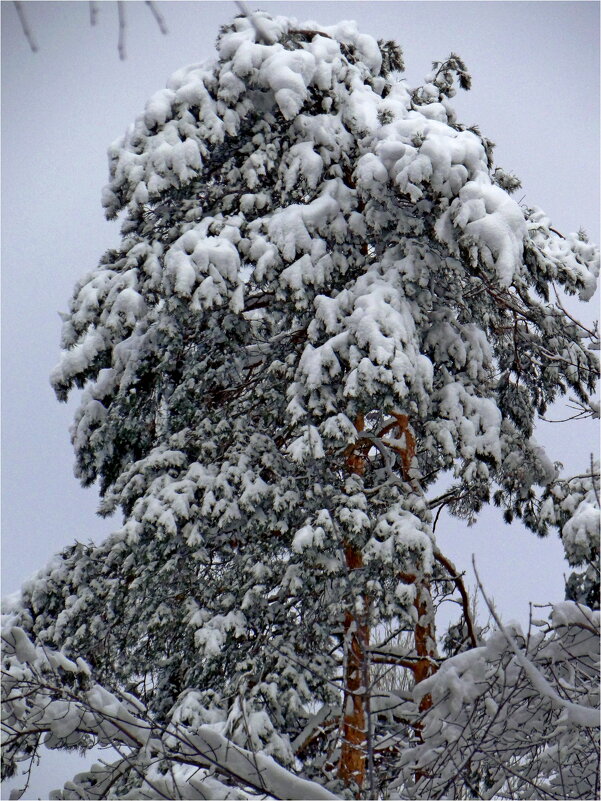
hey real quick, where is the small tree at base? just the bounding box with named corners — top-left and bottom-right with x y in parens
top-left (2, 11), bottom-right (599, 799)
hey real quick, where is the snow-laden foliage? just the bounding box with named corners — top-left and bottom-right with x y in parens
top-left (539, 461), bottom-right (600, 608)
top-left (3, 10), bottom-right (599, 799)
top-left (499, 455), bottom-right (600, 609)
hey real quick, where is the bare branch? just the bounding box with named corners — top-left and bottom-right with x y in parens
top-left (145, 1), bottom-right (168, 35)
top-left (552, 282), bottom-right (599, 339)
top-left (434, 549), bottom-right (479, 648)
top-left (13, 2), bottom-right (38, 52)
top-left (117, 0), bottom-right (126, 61)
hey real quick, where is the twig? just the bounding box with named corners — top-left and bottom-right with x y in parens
top-left (552, 282), bottom-right (599, 338)
top-left (432, 501), bottom-right (446, 532)
top-left (472, 554), bottom-right (599, 728)
top-left (117, 1), bottom-right (126, 61)
top-left (533, 343), bottom-right (597, 372)
top-left (434, 550), bottom-right (478, 648)
top-left (369, 652), bottom-right (438, 671)
top-left (7, 732), bottom-right (40, 800)
top-left (591, 453), bottom-right (600, 507)
top-left (14, 2), bottom-right (38, 52)
top-left (145, 1), bottom-right (168, 35)
top-left (540, 411), bottom-right (591, 423)
top-left (235, 0), bottom-right (276, 44)
top-left (428, 487), bottom-right (462, 510)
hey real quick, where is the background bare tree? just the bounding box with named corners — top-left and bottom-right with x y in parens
top-left (13, 1), bottom-right (168, 60)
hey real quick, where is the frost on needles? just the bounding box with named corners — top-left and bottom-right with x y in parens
top-left (2, 11), bottom-right (599, 800)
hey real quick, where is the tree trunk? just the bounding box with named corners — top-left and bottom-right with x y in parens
top-left (412, 577), bottom-right (437, 711)
top-left (337, 412), bottom-right (435, 794)
top-left (402, 572), bottom-right (438, 784)
top-left (338, 413), bottom-right (369, 793)
top-left (338, 544), bottom-right (370, 793)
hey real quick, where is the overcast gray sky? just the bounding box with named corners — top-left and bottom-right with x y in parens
top-left (2, 2), bottom-right (599, 797)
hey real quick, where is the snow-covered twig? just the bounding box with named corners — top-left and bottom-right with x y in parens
top-left (472, 555), bottom-right (599, 728)
top-left (235, 0), bottom-right (277, 44)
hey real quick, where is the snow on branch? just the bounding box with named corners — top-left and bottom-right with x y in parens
top-left (235, 1), bottom-right (278, 44)
top-left (472, 556), bottom-right (599, 728)
top-left (396, 591), bottom-right (599, 799)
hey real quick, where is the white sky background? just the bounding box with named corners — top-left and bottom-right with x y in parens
top-left (1, 2), bottom-right (599, 798)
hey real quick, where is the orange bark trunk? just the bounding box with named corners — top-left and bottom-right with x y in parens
top-left (413, 578), bottom-right (437, 712)
top-left (337, 412), bottom-right (433, 793)
top-left (413, 580), bottom-right (437, 784)
top-left (338, 417), bottom-right (369, 793)
top-left (400, 571), bottom-right (437, 785)
top-left (338, 544), bottom-right (369, 793)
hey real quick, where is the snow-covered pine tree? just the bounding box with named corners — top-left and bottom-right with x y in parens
top-left (3, 11), bottom-right (599, 799)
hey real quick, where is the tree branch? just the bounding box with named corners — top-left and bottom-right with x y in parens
top-left (473, 555), bottom-right (600, 728)
top-left (13, 2), bottom-right (38, 52)
top-left (145, 1), bottom-right (168, 34)
top-left (435, 550), bottom-right (478, 648)
top-left (117, 1), bottom-right (126, 61)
